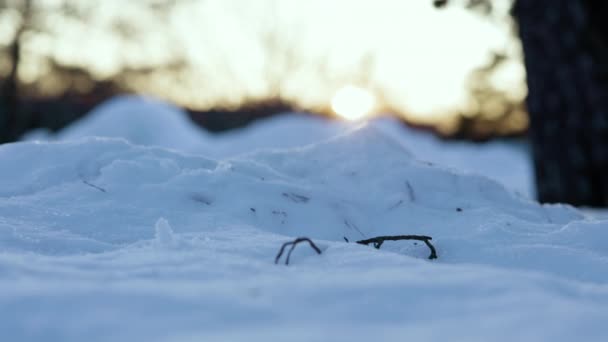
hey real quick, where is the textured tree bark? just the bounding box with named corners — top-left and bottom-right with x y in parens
top-left (514, 0), bottom-right (608, 206)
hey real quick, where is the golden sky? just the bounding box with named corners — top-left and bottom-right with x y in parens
top-left (3, 0), bottom-right (525, 127)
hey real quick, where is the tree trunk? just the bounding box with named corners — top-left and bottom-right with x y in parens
top-left (1, 32), bottom-right (21, 143)
top-left (1, 0), bottom-right (33, 143)
top-left (514, 0), bottom-right (608, 207)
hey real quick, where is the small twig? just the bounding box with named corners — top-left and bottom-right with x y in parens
top-left (387, 199), bottom-right (404, 211)
top-left (282, 192), bottom-right (310, 203)
top-left (343, 219), bottom-right (366, 238)
top-left (82, 180), bottom-right (106, 193)
top-left (356, 235), bottom-right (438, 260)
top-left (190, 193), bottom-right (212, 205)
top-left (275, 237), bottom-right (322, 265)
top-left (405, 181), bottom-right (416, 202)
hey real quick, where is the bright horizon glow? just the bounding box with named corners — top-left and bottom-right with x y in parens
top-left (331, 85), bottom-right (376, 121)
top-left (12, 0), bottom-right (523, 130)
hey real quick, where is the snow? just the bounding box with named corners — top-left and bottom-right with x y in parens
top-left (39, 95), bottom-right (536, 195)
top-left (154, 217), bottom-right (178, 248)
top-left (57, 96), bottom-right (212, 154)
top-left (2, 95), bottom-right (607, 341)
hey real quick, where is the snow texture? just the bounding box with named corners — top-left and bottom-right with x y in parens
top-left (1, 95), bottom-right (607, 341)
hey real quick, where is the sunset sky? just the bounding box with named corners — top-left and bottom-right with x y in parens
top-left (1, 0), bottom-right (524, 128)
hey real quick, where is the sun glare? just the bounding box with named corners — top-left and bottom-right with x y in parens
top-left (331, 85), bottom-right (376, 121)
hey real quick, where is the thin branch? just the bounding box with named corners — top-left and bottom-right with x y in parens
top-left (275, 237), bottom-right (322, 265)
top-left (282, 192), bottom-right (310, 203)
top-left (356, 235), bottom-right (438, 260)
top-left (190, 193), bottom-right (212, 205)
top-left (82, 180), bottom-right (107, 193)
top-left (388, 199), bottom-right (404, 211)
top-left (405, 181), bottom-right (416, 202)
top-left (343, 219), bottom-right (365, 238)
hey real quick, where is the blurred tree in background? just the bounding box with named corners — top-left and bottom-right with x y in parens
top-left (0, 0), bottom-right (31, 142)
top-left (437, 0), bottom-right (608, 207)
top-left (431, 0), bottom-right (527, 139)
top-left (514, 0), bottom-right (608, 207)
top-left (0, 0), bottom-right (188, 142)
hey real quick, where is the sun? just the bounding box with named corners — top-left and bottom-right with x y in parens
top-left (331, 85), bottom-right (376, 121)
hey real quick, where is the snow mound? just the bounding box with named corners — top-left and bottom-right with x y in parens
top-left (57, 95), bottom-right (210, 153)
top-left (0, 124), bottom-right (601, 281)
top-left (371, 117), bottom-right (535, 197)
top-left (209, 113), bottom-right (352, 158)
top-left (46, 95), bottom-right (533, 197)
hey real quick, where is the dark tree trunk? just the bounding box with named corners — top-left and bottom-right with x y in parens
top-left (514, 0), bottom-right (608, 207)
top-left (1, 32), bottom-right (21, 143)
top-left (1, 0), bottom-right (32, 143)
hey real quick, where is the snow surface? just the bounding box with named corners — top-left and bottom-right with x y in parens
top-left (34, 95), bottom-right (535, 196)
top-left (57, 96), bottom-right (212, 154)
top-left (2, 96), bottom-right (607, 341)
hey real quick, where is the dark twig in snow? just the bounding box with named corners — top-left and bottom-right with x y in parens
top-left (405, 181), bottom-right (415, 202)
top-left (82, 180), bottom-right (106, 193)
top-left (388, 199), bottom-right (404, 211)
top-left (190, 193), bottom-right (212, 205)
top-left (356, 235), bottom-right (438, 260)
top-left (275, 237), bottom-right (322, 265)
top-left (282, 192), bottom-right (310, 203)
top-left (343, 219), bottom-right (365, 238)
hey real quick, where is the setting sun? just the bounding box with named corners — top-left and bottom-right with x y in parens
top-left (331, 85), bottom-right (376, 121)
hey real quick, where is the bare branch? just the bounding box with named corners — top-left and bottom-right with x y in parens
top-left (357, 235), bottom-right (438, 260)
top-left (275, 237), bottom-right (322, 265)
top-left (282, 192), bottom-right (310, 203)
top-left (405, 180), bottom-right (416, 202)
top-left (81, 180), bottom-right (106, 193)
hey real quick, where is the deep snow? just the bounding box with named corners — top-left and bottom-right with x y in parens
top-left (26, 96), bottom-right (536, 196)
top-left (1, 96), bottom-right (607, 341)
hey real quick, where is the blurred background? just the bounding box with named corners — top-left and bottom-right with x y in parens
top-left (0, 0), bottom-right (526, 139)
